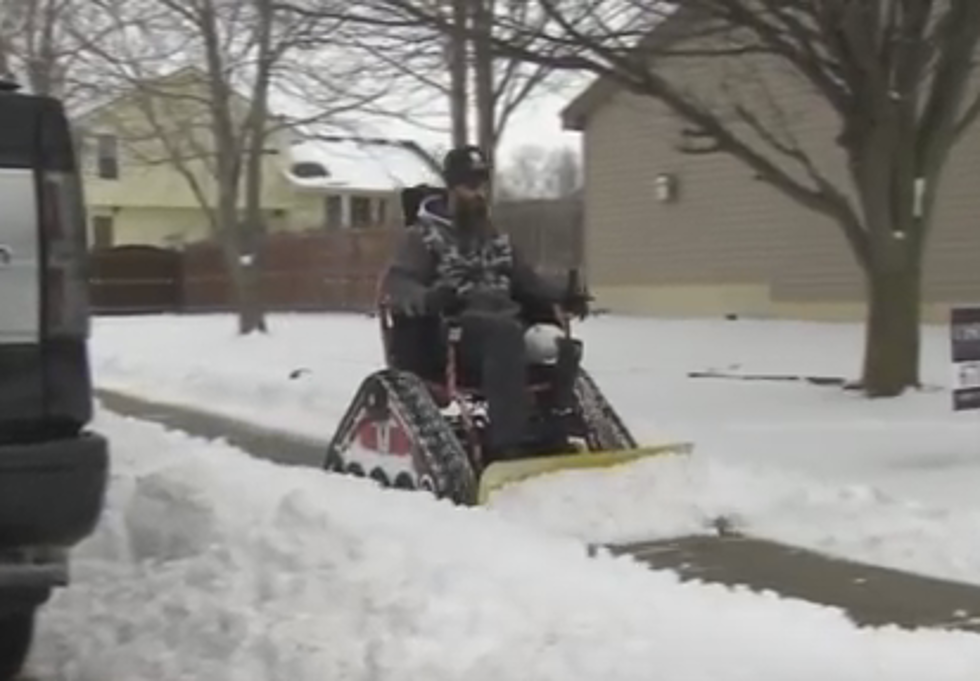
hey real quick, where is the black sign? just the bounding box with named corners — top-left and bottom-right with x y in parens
top-left (951, 306), bottom-right (980, 411)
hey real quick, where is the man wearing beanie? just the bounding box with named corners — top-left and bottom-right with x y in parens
top-left (381, 144), bottom-right (589, 460)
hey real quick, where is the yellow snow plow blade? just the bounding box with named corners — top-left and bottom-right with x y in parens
top-left (477, 441), bottom-right (694, 504)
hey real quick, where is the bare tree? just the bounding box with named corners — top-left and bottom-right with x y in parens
top-left (450, 0), bottom-right (468, 146)
top-left (472, 0), bottom-right (493, 159)
top-left (292, 0), bottom-right (571, 162)
top-left (497, 143), bottom-right (581, 198)
top-left (332, 0), bottom-right (980, 397)
top-left (0, 0), bottom-right (128, 103)
top-left (1, 0), bottom-right (71, 92)
top-left (79, 0), bottom-right (394, 334)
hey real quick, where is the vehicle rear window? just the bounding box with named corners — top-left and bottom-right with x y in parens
top-left (0, 94), bottom-right (75, 171)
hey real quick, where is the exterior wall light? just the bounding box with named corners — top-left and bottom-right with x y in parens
top-left (655, 173), bottom-right (678, 203)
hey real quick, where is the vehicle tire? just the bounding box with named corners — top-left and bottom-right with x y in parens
top-left (0, 609), bottom-right (35, 681)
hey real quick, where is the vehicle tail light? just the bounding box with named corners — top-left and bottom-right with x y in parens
top-left (39, 171), bottom-right (89, 338)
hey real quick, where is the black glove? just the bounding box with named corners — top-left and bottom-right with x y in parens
top-left (425, 283), bottom-right (460, 315)
top-left (392, 287), bottom-right (428, 316)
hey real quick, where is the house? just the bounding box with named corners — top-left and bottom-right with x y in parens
top-left (283, 135), bottom-right (443, 233)
top-left (72, 67), bottom-right (441, 249)
top-left (559, 20), bottom-right (980, 323)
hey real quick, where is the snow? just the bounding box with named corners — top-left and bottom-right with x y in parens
top-left (88, 312), bottom-right (980, 584)
top-left (28, 409), bottom-right (980, 680)
top-left (285, 138), bottom-right (441, 191)
top-left (487, 454), bottom-right (980, 583)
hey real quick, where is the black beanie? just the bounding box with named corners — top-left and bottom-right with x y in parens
top-left (442, 145), bottom-right (491, 187)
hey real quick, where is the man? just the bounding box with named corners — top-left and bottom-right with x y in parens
top-left (381, 145), bottom-right (588, 459)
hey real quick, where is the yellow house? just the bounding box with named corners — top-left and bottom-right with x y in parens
top-left (72, 67), bottom-right (442, 249)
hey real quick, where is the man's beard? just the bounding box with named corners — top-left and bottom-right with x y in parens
top-left (455, 197), bottom-right (489, 230)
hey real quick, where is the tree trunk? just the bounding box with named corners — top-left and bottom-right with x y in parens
top-left (235, 0), bottom-right (274, 336)
top-left (213, 175), bottom-right (264, 336)
top-left (229, 210), bottom-right (266, 336)
top-left (860, 253), bottom-right (923, 397)
top-left (235, 261), bottom-right (266, 335)
top-left (218, 224), bottom-right (265, 336)
top-left (473, 0), bottom-right (494, 164)
top-left (449, 0), bottom-right (469, 147)
top-left (844, 95), bottom-right (930, 398)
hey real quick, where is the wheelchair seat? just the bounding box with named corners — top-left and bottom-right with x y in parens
top-left (378, 305), bottom-right (560, 406)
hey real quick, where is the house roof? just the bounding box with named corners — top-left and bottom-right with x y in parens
top-left (285, 136), bottom-right (443, 192)
top-left (559, 4), bottom-right (700, 132)
top-left (71, 65), bottom-right (211, 122)
top-left (561, 79), bottom-right (619, 132)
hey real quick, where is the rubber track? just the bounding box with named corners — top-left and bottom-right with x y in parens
top-left (361, 369), bottom-right (477, 504)
top-left (328, 368), bottom-right (634, 504)
top-left (573, 369), bottom-right (638, 451)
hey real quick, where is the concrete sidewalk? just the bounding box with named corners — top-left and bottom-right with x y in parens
top-left (97, 388), bottom-right (980, 634)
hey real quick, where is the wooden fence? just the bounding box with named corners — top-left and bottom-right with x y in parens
top-left (88, 197), bottom-right (582, 315)
top-left (88, 245), bottom-right (183, 314)
top-left (179, 228), bottom-right (395, 312)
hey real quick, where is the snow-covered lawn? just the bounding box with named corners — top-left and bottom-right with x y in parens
top-left (28, 409), bottom-right (980, 680)
top-left (89, 313), bottom-right (980, 583)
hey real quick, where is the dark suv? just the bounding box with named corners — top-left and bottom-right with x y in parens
top-left (0, 80), bottom-right (108, 678)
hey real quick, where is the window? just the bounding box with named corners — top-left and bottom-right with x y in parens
top-left (324, 195), bottom-right (342, 229)
top-left (96, 134), bottom-right (118, 179)
top-left (291, 161), bottom-right (329, 178)
top-left (350, 196), bottom-right (372, 228)
top-left (377, 198), bottom-right (387, 226)
top-left (92, 215), bottom-right (114, 249)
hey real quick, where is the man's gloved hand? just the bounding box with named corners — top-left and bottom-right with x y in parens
top-left (392, 287), bottom-right (429, 316)
top-left (425, 283), bottom-right (459, 315)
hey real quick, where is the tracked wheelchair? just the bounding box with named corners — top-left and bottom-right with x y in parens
top-left (322, 184), bottom-right (640, 505)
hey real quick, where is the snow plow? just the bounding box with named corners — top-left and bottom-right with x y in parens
top-left (322, 186), bottom-right (692, 505)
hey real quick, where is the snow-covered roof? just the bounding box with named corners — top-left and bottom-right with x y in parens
top-left (284, 137), bottom-right (442, 192)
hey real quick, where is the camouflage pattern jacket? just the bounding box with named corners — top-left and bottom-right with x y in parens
top-left (381, 194), bottom-right (564, 318)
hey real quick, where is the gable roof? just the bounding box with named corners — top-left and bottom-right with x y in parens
top-left (561, 79), bottom-right (619, 132)
top-left (71, 65), bottom-right (214, 122)
top-left (559, 4), bottom-right (703, 131)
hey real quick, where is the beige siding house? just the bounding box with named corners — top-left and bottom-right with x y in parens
top-left (561, 29), bottom-right (980, 323)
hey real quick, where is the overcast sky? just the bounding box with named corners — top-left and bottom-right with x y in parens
top-left (316, 71), bottom-right (593, 165)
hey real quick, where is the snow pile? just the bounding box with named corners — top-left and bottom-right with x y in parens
top-left (30, 410), bottom-right (980, 680)
top-left (486, 453), bottom-right (980, 585)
